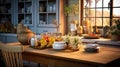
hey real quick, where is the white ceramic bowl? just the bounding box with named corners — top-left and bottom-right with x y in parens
top-left (85, 44), bottom-right (98, 48)
top-left (53, 41), bottom-right (67, 50)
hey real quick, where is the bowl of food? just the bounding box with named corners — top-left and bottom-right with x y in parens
top-left (83, 34), bottom-right (99, 39)
top-left (52, 41), bottom-right (67, 50)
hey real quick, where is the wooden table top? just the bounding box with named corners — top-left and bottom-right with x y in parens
top-left (6, 42), bottom-right (120, 65)
top-left (24, 45), bottom-right (120, 65)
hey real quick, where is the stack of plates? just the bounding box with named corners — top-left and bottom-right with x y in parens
top-left (84, 44), bottom-right (100, 53)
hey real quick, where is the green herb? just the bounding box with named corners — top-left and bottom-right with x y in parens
top-left (108, 19), bottom-right (120, 35)
top-left (73, 38), bottom-right (79, 46)
top-left (64, 3), bottom-right (79, 17)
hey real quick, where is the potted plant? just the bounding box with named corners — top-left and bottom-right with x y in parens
top-left (70, 37), bottom-right (79, 51)
top-left (108, 19), bottom-right (120, 41)
top-left (64, 3), bottom-right (79, 36)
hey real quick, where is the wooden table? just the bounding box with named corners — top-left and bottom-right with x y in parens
top-left (6, 42), bottom-right (120, 67)
top-left (23, 47), bottom-right (120, 67)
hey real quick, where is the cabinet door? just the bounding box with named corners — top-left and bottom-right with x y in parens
top-left (17, 0), bottom-right (33, 26)
top-left (6, 36), bottom-right (18, 43)
top-left (38, 0), bottom-right (58, 25)
top-left (0, 36), bottom-right (6, 43)
top-left (0, 0), bottom-right (12, 23)
top-left (36, 0), bottom-right (59, 33)
top-left (0, 0), bottom-right (14, 33)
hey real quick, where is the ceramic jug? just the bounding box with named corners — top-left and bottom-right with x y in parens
top-left (17, 23), bottom-right (34, 45)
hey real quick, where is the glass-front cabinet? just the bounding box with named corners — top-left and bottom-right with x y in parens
top-left (0, 0), bottom-right (60, 43)
top-left (0, 0), bottom-right (15, 33)
top-left (0, 0), bottom-right (59, 34)
top-left (0, 0), bottom-right (12, 23)
top-left (17, 0), bottom-right (59, 33)
top-left (37, 0), bottom-right (58, 27)
top-left (35, 0), bottom-right (59, 34)
top-left (17, 0), bottom-right (33, 26)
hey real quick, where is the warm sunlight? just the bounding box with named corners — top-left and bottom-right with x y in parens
top-left (83, 0), bottom-right (120, 27)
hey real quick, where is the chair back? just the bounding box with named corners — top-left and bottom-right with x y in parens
top-left (0, 42), bottom-right (24, 67)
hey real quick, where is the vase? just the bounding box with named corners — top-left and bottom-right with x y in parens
top-left (71, 30), bottom-right (77, 36)
top-left (17, 29), bottom-right (34, 45)
top-left (17, 23), bottom-right (24, 34)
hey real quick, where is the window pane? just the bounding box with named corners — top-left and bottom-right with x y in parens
top-left (112, 18), bottom-right (120, 25)
top-left (84, 0), bottom-right (88, 7)
top-left (83, 8), bottom-right (95, 17)
top-left (96, 9), bottom-right (102, 17)
top-left (90, 18), bottom-right (95, 26)
top-left (113, 18), bottom-right (120, 20)
top-left (96, 18), bottom-right (102, 26)
top-left (103, 18), bottom-right (110, 26)
top-left (89, 9), bottom-right (95, 17)
top-left (88, 18), bottom-right (103, 26)
top-left (113, 8), bottom-right (120, 17)
top-left (83, 0), bottom-right (111, 27)
top-left (90, 0), bottom-right (95, 7)
top-left (96, 0), bottom-right (102, 7)
top-left (103, 0), bottom-right (110, 7)
top-left (103, 8), bottom-right (110, 17)
top-left (84, 8), bottom-right (90, 17)
top-left (113, 0), bottom-right (120, 7)
top-left (84, 0), bottom-right (103, 8)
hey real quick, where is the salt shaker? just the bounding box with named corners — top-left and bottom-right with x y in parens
top-left (30, 36), bottom-right (35, 46)
top-left (30, 35), bottom-right (38, 47)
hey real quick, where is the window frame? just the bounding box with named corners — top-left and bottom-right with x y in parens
top-left (81, 0), bottom-right (120, 27)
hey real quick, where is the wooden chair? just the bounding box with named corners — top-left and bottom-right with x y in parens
top-left (0, 42), bottom-right (24, 67)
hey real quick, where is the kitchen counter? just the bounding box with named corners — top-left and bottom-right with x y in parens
top-left (0, 33), bottom-right (17, 37)
top-left (0, 33), bottom-right (18, 43)
top-left (81, 38), bottom-right (120, 46)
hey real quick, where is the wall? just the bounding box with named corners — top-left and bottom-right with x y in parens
top-left (67, 0), bottom-right (80, 33)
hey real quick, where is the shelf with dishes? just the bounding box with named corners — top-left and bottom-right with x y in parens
top-left (38, 0), bottom-right (57, 25)
top-left (0, 0), bottom-right (12, 23)
top-left (18, 14), bottom-right (32, 25)
top-left (18, 0), bottom-right (32, 26)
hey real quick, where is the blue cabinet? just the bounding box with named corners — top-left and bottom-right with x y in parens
top-left (16, 0), bottom-right (59, 34)
top-left (0, 33), bottom-right (18, 43)
top-left (0, 0), bottom-right (60, 43)
top-left (35, 0), bottom-right (59, 34)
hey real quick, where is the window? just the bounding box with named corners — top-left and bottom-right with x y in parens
top-left (82, 0), bottom-right (120, 28)
top-left (113, 0), bottom-right (120, 20)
